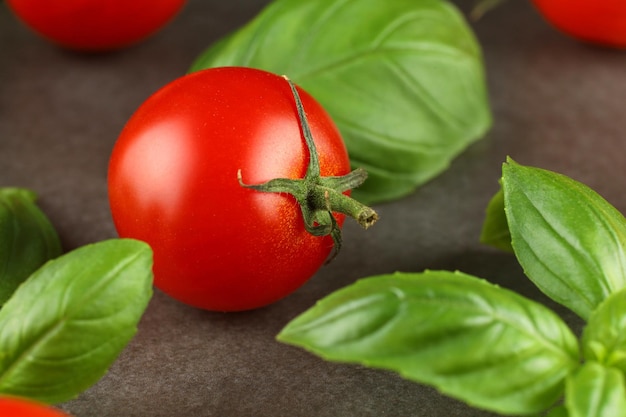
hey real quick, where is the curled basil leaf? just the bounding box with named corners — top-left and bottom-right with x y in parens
top-left (479, 187), bottom-right (513, 252)
top-left (0, 188), bottom-right (62, 305)
top-left (565, 362), bottom-right (626, 417)
top-left (278, 270), bottom-right (579, 415)
top-left (502, 158), bottom-right (626, 320)
top-left (0, 238), bottom-right (153, 404)
top-left (190, 0), bottom-right (492, 204)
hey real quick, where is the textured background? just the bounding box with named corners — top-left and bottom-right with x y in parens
top-left (2, 1), bottom-right (625, 416)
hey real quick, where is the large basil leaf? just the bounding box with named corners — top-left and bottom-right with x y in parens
top-left (278, 270), bottom-right (579, 415)
top-left (190, 0), bottom-right (492, 204)
top-left (0, 188), bottom-right (62, 305)
top-left (581, 288), bottom-right (626, 372)
top-left (0, 239), bottom-right (153, 404)
top-left (565, 362), bottom-right (626, 417)
top-left (502, 158), bottom-right (626, 320)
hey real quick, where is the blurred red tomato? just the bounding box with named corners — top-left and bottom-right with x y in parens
top-left (0, 396), bottom-right (71, 417)
top-left (532, 0), bottom-right (626, 48)
top-left (5, 0), bottom-right (186, 51)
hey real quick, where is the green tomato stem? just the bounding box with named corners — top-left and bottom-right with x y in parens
top-left (238, 76), bottom-right (378, 259)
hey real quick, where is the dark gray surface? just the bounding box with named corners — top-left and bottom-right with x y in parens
top-left (1, 1), bottom-right (624, 416)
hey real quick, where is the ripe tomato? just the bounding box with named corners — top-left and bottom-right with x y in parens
top-left (5, 0), bottom-right (185, 51)
top-left (532, 0), bottom-right (626, 48)
top-left (0, 396), bottom-right (71, 417)
top-left (108, 67), bottom-right (376, 312)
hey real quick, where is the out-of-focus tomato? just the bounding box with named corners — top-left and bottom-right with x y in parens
top-left (532, 0), bottom-right (626, 48)
top-left (0, 396), bottom-right (72, 417)
top-left (5, 0), bottom-right (186, 51)
top-left (108, 67), bottom-right (377, 312)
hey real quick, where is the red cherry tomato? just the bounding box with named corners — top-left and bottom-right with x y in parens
top-left (5, 0), bottom-right (185, 51)
top-left (108, 67), bottom-right (376, 312)
top-left (0, 396), bottom-right (72, 417)
top-left (532, 0), bottom-right (626, 48)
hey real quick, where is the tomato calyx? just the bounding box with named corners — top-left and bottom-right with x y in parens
top-left (238, 76), bottom-right (378, 259)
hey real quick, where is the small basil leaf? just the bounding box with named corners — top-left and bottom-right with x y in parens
top-left (190, 0), bottom-right (492, 204)
top-left (581, 288), bottom-right (626, 372)
top-left (502, 158), bottom-right (626, 320)
top-left (471, 0), bottom-right (507, 19)
top-left (0, 238), bottom-right (153, 404)
top-left (278, 270), bottom-right (579, 415)
top-left (479, 187), bottom-right (513, 252)
top-left (565, 362), bottom-right (626, 417)
top-left (0, 188), bottom-right (62, 305)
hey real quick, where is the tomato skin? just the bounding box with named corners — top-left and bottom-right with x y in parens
top-left (5, 0), bottom-right (185, 51)
top-left (532, 0), bottom-right (626, 48)
top-left (108, 67), bottom-right (350, 311)
top-left (0, 397), bottom-right (72, 417)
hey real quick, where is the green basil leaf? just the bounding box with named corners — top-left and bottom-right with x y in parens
top-left (565, 362), bottom-right (626, 417)
top-left (0, 188), bottom-right (62, 306)
top-left (190, 0), bottom-right (492, 204)
top-left (278, 270), bottom-right (579, 415)
top-left (479, 187), bottom-right (513, 252)
top-left (0, 238), bottom-right (153, 404)
top-left (502, 158), bottom-right (626, 320)
top-left (581, 288), bottom-right (626, 372)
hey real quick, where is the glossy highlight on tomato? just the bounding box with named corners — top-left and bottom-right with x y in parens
top-left (0, 396), bottom-right (72, 417)
top-left (5, 0), bottom-right (186, 51)
top-left (108, 67), bottom-right (357, 312)
top-left (532, 0), bottom-right (626, 48)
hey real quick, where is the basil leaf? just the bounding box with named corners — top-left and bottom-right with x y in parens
top-left (471, 0), bottom-right (507, 19)
top-left (581, 288), bottom-right (626, 372)
top-left (190, 0), bottom-right (492, 204)
top-left (479, 187), bottom-right (513, 252)
top-left (565, 362), bottom-right (626, 417)
top-left (0, 238), bottom-right (153, 404)
top-left (278, 270), bottom-right (579, 415)
top-left (502, 158), bottom-right (626, 320)
top-left (0, 188), bottom-right (62, 306)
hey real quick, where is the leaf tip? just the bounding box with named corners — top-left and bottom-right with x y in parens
top-left (503, 155), bottom-right (518, 166)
